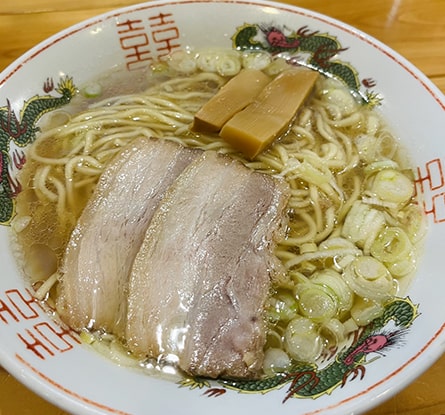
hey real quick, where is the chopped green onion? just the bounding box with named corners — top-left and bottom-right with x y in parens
top-left (81, 82), bottom-right (102, 98)
top-left (368, 169), bottom-right (414, 206)
top-left (241, 51), bottom-right (272, 70)
top-left (350, 297), bottom-right (384, 326)
top-left (216, 54), bottom-right (241, 77)
top-left (370, 226), bottom-right (412, 264)
top-left (295, 283), bottom-right (338, 323)
top-left (267, 289), bottom-right (299, 322)
top-left (320, 318), bottom-right (346, 349)
top-left (364, 159), bottom-right (399, 177)
top-left (365, 114), bottom-right (380, 135)
top-left (341, 200), bottom-right (386, 253)
top-left (318, 237), bottom-right (361, 270)
top-left (263, 57), bottom-right (289, 76)
top-left (284, 316), bottom-right (323, 362)
top-left (397, 204), bottom-right (427, 244)
top-left (263, 348), bottom-right (291, 375)
top-left (355, 134), bottom-right (397, 163)
top-left (342, 317), bottom-right (359, 334)
top-left (311, 269), bottom-right (354, 313)
top-left (343, 256), bottom-right (396, 301)
top-left (196, 49), bottom-right (241, 76)
top-left (386, 251), bottom-right (416, 278)
top-left (265, 329), bottom-right (283, 349)
top-left (167, 50), bottom-right (197, 74)
top-left (196, 51), bottom-right (219, 72)
top-left (321, 83), bottom-right (359, 118)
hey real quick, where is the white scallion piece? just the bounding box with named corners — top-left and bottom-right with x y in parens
top-left (284, 316), bottom-right (323, 362)
top-left (343, 256), bottom-right (396, 301)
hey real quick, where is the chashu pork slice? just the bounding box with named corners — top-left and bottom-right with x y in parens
top-left (56, 137), bottom-right (201, 335)
top-left (126, 151), bottom-right (289, 379)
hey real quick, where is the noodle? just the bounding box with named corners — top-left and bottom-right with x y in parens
top-left (13, 51), bottom-right (425, 374)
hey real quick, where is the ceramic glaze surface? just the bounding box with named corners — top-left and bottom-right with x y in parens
top-left (0, 1), bottom-right (444, 415)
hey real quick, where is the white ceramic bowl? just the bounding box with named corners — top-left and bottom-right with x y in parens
top-left (0, 1), bottom-right (444, 414)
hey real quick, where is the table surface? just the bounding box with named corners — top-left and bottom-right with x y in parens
top-left (0, 0), bottom-right (444, 414)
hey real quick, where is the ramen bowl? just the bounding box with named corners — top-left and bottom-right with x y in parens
top-left (0, 1), bottom-right (444, 414)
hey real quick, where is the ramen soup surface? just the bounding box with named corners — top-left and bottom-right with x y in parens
top-left (11, 48), bottom-right (425, 379)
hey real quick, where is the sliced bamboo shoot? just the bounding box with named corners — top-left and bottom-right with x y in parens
top-left (220, 68), bottom-right (319, 159)
top-left (192, 69), bottom-right (271, 132)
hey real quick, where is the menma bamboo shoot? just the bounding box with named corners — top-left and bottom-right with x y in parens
top-left (220, 68), bottom-right (319, 159)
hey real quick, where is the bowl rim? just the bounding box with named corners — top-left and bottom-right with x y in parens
top-left (0, 1), bottom-right (444, 415)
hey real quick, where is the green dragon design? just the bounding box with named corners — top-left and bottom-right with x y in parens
top-left (232, 23), bottom-right (382, 106)
top-left (181, 297), bottom-right (419, 402)
top-left (0, 76), bottom-right (76, 225)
